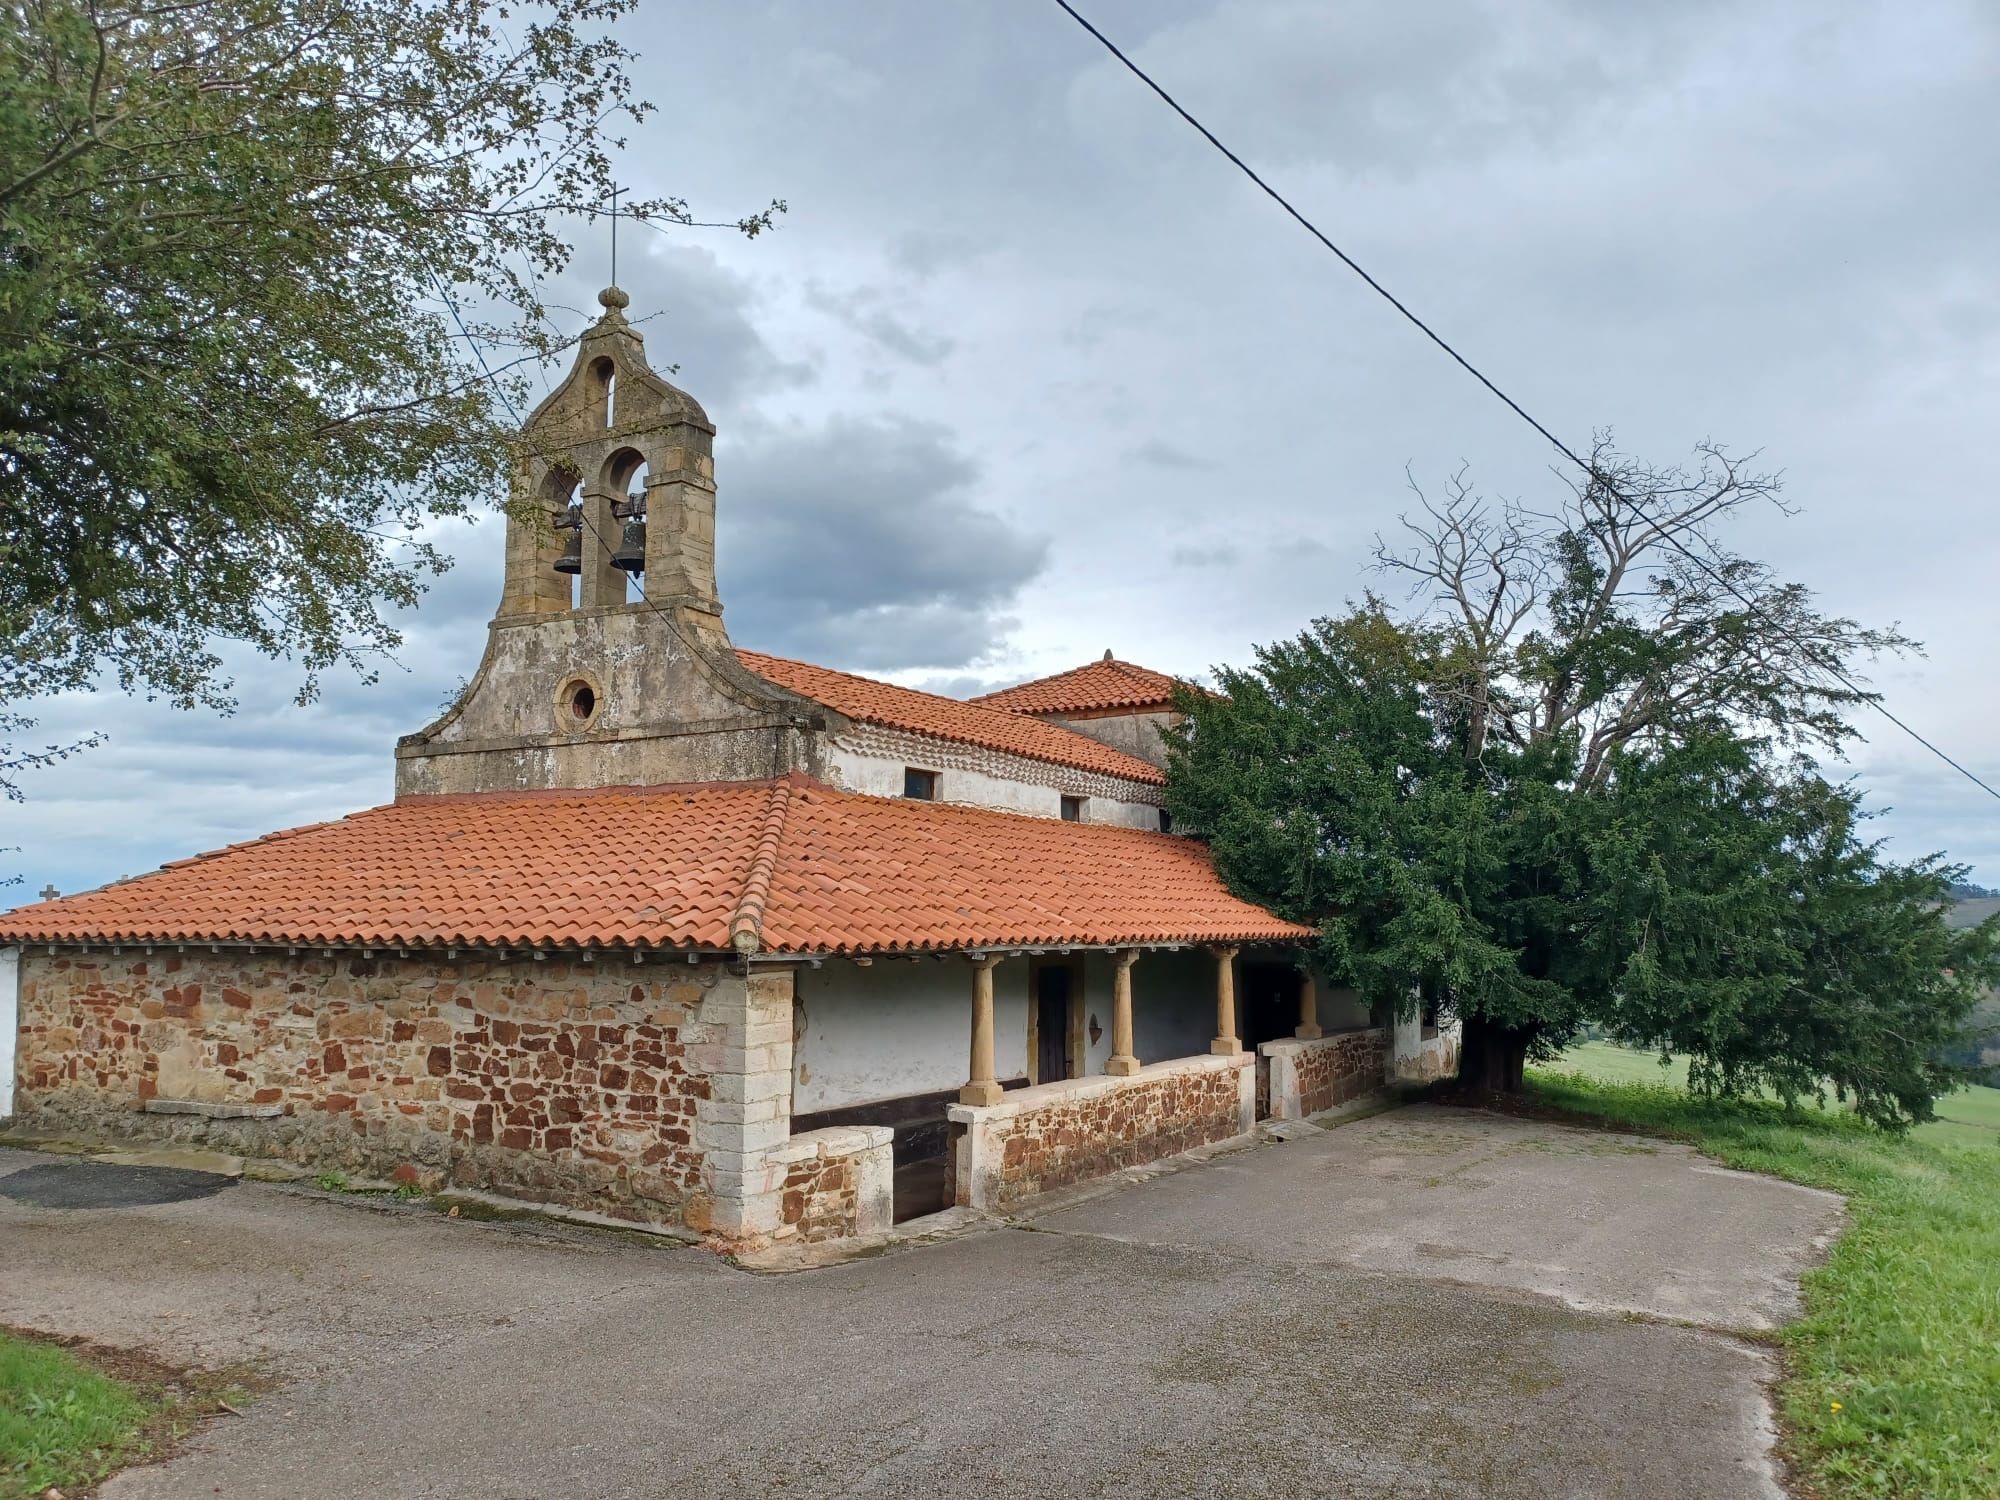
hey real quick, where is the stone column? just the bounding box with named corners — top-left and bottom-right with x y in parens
top-left (578, 484), bottom-right (625, 609)
top-left (961, 953), bottom-right (1005, 1106)
top-left (1210, 945), bottom-right (1241, 1056)
top-left (1296, 969), bottom-right (1323, 1040)
top-left (1105, 948), bottom-right (1141, 1076)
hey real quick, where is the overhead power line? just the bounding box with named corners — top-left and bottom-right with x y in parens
top-left (1049, 0), bottom-right (2000, 804)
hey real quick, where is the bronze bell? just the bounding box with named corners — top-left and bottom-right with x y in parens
top-left (611, 516), bottom-right (647, 574)
top-left (552, 504), bottom-right (583, 575)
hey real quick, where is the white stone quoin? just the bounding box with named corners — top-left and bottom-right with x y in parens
top-left (0, 945), bottom-right (16, 1119)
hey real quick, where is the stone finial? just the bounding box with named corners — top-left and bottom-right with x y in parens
top-left (597, 285), bottom-right (630, 312)
top-left (1102, 648), bottom-right (1114, 662)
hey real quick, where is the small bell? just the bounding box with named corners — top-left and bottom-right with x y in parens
top-left (611, 517), bottom-right (647, 574)
top-left (552, 504), bottom-right (583, 576)
top-left (604, 500), bottom-right (644, 580)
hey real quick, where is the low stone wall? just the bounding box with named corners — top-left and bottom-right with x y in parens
top-left (768, 1124), bottom-right (894, 1244)
top-left (9, 949), bottom-right (749, 1227)
top-left (1261, 1027), bottom-right (1390, 1121)
top-left (948, 1052), bottom-right (1254, 1211)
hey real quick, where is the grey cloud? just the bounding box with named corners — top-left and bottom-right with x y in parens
top-left (804, 281), bottom-right (956, 367)
top-left (1130, 439), bottom-right (1212, 470)
top-left (888, 230), bottom-right (985, 280)
top-left (717, 416), bottom-right (1048, 671)
top-left (531, 239), bottom-right (815, 414)
top-left (1170, 541), bottom-right (1242, 568)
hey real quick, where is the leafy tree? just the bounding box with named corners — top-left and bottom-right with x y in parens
top-left (1167, 440), bottom-right (2000, 1124)
top-left (0, 0), bottom-right (779, 722)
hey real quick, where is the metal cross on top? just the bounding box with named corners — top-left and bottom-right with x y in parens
top-left (608, 182), bottom-right (623, 288)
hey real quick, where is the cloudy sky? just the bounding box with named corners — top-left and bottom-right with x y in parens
top-left (9, 0), bottom-right (1999, 900)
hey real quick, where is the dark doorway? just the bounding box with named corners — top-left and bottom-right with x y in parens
top-left (1036, 964), bottom-right (1073, 1084)
top-left (1241, 961), bottom-right (1298, 1120)
top-left (1240, 962), bottom-right (1297, 1051)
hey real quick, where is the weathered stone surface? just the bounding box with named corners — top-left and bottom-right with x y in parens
top-left (1263, 1027), bottom-right (1391, 1120)
top-left (771, 1124), bottom-right (893, 1244)
top-left (12, 950), bottom-right (722, 1226)
top-left (948, 1054), bottom-right (1252, 1211)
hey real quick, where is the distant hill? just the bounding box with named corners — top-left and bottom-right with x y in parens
top-left (1946, 896), bottom-right (2000, 931)
top-left (1947, 897), bottom-right (2000, 1085)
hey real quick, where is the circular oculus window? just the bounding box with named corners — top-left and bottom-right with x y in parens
top-left (555, 673), bottom-right (604, 731)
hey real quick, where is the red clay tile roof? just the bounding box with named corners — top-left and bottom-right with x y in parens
top-left (0, 776), bottom-right (1310, 955)
top-left (736, 649), bottom-right (1164, 785)
top-left (971, 655), bottom-right (1186, 716)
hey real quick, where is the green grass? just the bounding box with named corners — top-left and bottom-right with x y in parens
top-left (1526, 1060), bottom-right (2000, 1500)
top-left (1554, 1039), bottom-right (2000, 1150)
top-left (0, 1332), bottom-right (154, 1498)
top-left (0, 1331), bottom-right (256, 1498)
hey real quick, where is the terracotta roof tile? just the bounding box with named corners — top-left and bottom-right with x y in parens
top-left (0, 777), bottom-right (1308, 955)
top-left (736, 649), bottom-right (1163, 785)
top-left (971, 655), bottom-right (1186, 715)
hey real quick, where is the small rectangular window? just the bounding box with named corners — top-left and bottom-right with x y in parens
top-left (903, 767), bottom-right (939, 801)
top-left (1157, 808), bottom-right (1174, 833)
top-left (1060, 795), bottom-right (1085, 822)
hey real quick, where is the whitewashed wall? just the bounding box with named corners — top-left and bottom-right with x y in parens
top-left (793, 958), bottom-right (1030, 1114)
top-left (1321, 985), bottom-right (1373, 1031)
top-left (0, 945), bottom-right (17, 1119)
top-left (825, 727), bottom-right (1164, 829)
top-left (790, 949), bottom-right (1238, 1114)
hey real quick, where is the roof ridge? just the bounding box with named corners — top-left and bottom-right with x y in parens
top-left (728, 775), bottom-right (794, 955)
top-left (734, 648), bottom-right (1165, 785)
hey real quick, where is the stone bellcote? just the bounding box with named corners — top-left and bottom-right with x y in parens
top-left (396, 284), bottom-right (828, 800)
top-left (499, 286), bottom-right (722, 622)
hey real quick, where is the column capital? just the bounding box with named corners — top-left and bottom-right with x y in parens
top-left (1113, 946), bottom-right (1140, 969)
top-left (1209, 943), bottom-right (1241, 960)
top-left (965, 950), bottom-right (1004, 971)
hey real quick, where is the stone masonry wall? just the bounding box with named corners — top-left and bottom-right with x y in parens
top-left (10, 949), bottom-right (744, 1227)
top-left (768, 1124), bottom-right (894, 1245)
top-left (948, 1052), bottom-right (1254, 1211)
top-left (1262, 1028), bottom-right (1390, 1121)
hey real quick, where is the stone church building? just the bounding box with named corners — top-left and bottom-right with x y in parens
top-left (0, 287), bottom-right (1457, 1247)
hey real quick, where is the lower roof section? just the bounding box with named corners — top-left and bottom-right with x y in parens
top-left (0, 774), bottom-right (1313, 957)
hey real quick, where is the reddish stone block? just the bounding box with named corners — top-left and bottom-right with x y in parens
top-left (222, 987), bottom-right (251, 1009)
top-left (499, 1127), bottom-right (533, 1151)
top-left (253, 1087), bottom-right (283, 1104)
top-left (427, 1046), bottom-right (451, 1077)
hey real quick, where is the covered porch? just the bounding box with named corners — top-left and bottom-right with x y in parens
top-left (785, 941), bottom-right (1386, 1219)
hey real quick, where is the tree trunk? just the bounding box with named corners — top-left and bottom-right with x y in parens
top-left (1457, 1015), bottom-right (1531, 1093)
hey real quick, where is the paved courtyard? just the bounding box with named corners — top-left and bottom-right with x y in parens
top-left (0, 1104), bottom-right (1844, 1499)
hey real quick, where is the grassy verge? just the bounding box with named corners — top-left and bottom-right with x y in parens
top-left (1527, 1061), bottom-right (2000, 1500)
top-left (0, 1330), bottom-right (254, 1498)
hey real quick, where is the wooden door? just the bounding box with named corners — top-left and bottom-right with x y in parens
top-left (1036, 965), bottom-right (1072, 1084)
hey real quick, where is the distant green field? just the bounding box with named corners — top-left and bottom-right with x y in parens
top-left (1549, 1041), bottom-right (2000, 1149)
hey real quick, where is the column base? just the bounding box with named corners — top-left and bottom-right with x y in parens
top-left (959, 1080), bottom-right (1004, 1106)
top-left (1294, 1024), bottom-right (1324, 1040)
top-left (1210, 1037), bottom-right (1241, 1056)
top-left (1104, 1055), bottom-right (1141, 1077)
